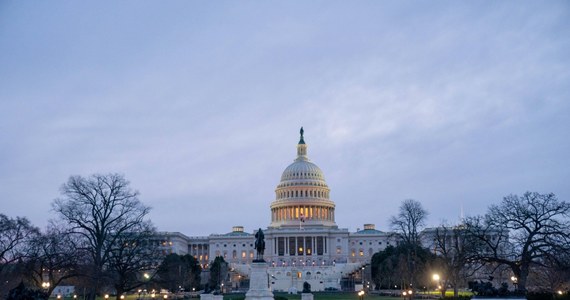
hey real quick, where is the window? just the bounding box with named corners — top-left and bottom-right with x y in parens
top-left (359, 249), bottom-right (364, 256)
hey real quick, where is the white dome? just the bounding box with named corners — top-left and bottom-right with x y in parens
top-left (269, 128), bottom-right (336, 228)
top-left (280, 160), bottom-right (325, 181)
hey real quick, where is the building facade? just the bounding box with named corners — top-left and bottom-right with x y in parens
top-left (157, 129), bottom-right (396, 291)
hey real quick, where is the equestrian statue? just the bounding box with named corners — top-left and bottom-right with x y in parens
top-left (254, 228), bottom-right (265, 262)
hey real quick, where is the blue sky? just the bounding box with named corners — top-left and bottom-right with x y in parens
top-left (1, 1), bottom-right (569, 235)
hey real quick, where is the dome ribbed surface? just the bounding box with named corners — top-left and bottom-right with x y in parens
top-left (280, 160), bottom-right (325, 181)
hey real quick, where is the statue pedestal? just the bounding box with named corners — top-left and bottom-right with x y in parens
top-left (245, 261), bottom-right (274, 300)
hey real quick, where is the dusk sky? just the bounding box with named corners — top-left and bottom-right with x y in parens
top-left (1, 1), bottom-right (569, 236)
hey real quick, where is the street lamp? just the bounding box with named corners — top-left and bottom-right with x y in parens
top-left (433, 274), bottom-right (441, 296)
top-left (358, 290), bottom-right (365, 300)
top-left (511, 276), bottom-right (518, 292)
top-left (104, 295), bottom-right (109, 299)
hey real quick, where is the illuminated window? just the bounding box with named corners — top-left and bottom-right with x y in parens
top-left (242, 251), bottom-right (246, 258)
top-left (297, 272), bottom-right (302, 279)
top-left (359, 249), bottom-right (364, 256)
top-left (351, 250), bottom-right (355, 257)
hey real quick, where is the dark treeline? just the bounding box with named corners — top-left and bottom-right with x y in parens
top-left (0, 173), bottom-right (200, 300)
top-left (372, 193), bottom-right (570, 299)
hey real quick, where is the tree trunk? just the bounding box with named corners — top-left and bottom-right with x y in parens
top-left (517, 265), bottom-right (529, 293)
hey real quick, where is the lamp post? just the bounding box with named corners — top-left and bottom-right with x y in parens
top-left (432, 274), bottom-right (441, 296)
top-left (41, 282), bottom-right (50, 291)
top-left (511, 276), bottom-right (518, 293)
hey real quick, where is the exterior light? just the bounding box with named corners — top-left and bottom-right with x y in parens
top-left (57, 296), bottom-right (61, 299)
top-left (558, 291), bottom-right (563, 295)
top-left (151, 293), bottom-right (155, 298)
top-left (163, 295), bottom-right (168, 299)
top-left (105, 295), bottom-right (109, 299)
top-left (510, 276), bottom-right (517, 282)
top-left (74, 296), bottom-right (77, 299)
top-left (144, 273), bottom-right (150, 279)
top-left (120, 296), bottom-right (125, 299)
top-left (433, 274), bottom-right (440, 281)
top-left (409, 290), bottom-right (413, 294)
top-left (403, 291), bottom-right (407, 296)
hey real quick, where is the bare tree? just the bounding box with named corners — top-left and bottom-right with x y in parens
top-left (389, 199), bottom-right (429, 297)
top-left (107, 221), bottom-right (161, 299)
top-left (25, 223), bottom-right (85, 297)
top-left (432, 223), bottom-right (484, 298)
top-left (52, 173), bottom-right (152, 299)
top-left (465, 192), bottom-right (570, 293)
top-left (390, 199), bottom-right (429, 246)
top-left (0, 214), bottom-right (39, 297)
top-left (0, 214), bottom-right (39, 266)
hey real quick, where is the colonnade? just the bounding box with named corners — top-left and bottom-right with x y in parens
top-left (271, 205), bottom-right (334, 222)
top-left (276, 189), bottom-right (329, 199)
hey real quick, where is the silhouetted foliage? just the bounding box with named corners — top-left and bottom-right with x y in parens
top-left (156, 253), bottom-right (202, 292)
top-left (6, 281), bottom-right (48, 300)
top-left (371, 243), bottom-right (438, 290)
top-left (208, 256), bottom-right (227, 292)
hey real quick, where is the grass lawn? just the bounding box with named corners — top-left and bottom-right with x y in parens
top-left (51, 291), bottom-right (471, 300)
top-left (224, 293), bottom-right (401, 300)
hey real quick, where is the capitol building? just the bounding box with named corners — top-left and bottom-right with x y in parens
top-left (158, 129), bottom-right (396, 292)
